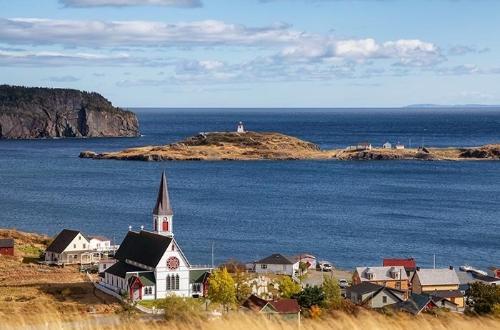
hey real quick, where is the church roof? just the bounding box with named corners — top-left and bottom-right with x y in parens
top-left (46, 229), bottom-right (81, 253)
top-left (153, 172), bottom-right (173, 216)
top-left (106, 260), bottom-right (144, 278)
top-left (114, 230), bottom-right (172, 268)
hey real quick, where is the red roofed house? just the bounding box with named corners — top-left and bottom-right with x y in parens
top-left (241, 294), bottom-right (301, 321)
top-left (0, 239), bottom-right (14, 256)
top-left (383, 258), bottom-right (417, 275)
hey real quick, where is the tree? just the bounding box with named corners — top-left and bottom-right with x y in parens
top-left (293, 286), bottom-right (325, 309)
top-left (468, 282), bottom-right (500, 315)
top-left (322, 275), bottom-right (342, 310)
top-left (208, 267), bottom-right (236, 311)
top-left (234, 270), bottom-right (252, 303)
top-left (278, 276), bottom-right (302, 298)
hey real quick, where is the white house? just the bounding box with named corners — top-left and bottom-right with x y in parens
top-left (383, 142), bottom-right (392, 149)
top-left (395, 143), bottom-right (405, 150)
top-left (99, 172), bottom-right (211, 300)
top-left (45, 229), bottom-right (101, 265)
top-left (88, 236), bottom-right (111, 252)
top-left (252, 253), bottom-right (300, 276)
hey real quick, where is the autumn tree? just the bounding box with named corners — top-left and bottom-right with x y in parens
top-left (234, 270), bottom-right (252, 303)
top-left (322, 275), bottom-right (342, 310)
top-left (278, 276), bottom-right (302, 298)
top-left (208, 267), bottom-right (236, 311)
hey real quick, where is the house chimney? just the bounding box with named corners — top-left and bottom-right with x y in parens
top-left (449, 265), bottom-right (454, 270)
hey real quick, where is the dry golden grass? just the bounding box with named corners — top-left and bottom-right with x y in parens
top-left (0, 229), bottom-right (121, 316)
top-left (1, 308), bottom-right (500, 330)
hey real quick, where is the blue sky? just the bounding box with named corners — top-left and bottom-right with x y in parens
top-left (1, 0), bottom-right (500, 107)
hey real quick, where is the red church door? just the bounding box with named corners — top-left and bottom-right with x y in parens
top-left (162, 220), bottom-right (169, 232)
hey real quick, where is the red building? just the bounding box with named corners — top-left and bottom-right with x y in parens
top-left (0, 239), bottom-right (14, 256)
top-left (383, 258), bottom-right (417, 273)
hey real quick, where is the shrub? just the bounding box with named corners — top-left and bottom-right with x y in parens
top-left (157, 295), bottom-right (206, 322)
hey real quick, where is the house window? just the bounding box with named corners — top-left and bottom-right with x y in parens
top-left (83, 244), bottom-right (86, 249)
top-left (103, 264), bottom-right (107, 269)
top-left (144, 287), bottom-right (153, 295)
top-left (79, 236), bottom-right (81, 240)
top-left (382, 296), bottom-right (387, 303)
top-left (175, 275), bottom-right (180, 290)
top-left (261, 264), bottom-right (267, 269)
top-left (171, 244), bottom-right (175, 251)
top-left (395, 282), bottom-right (401, 289)
top-left (193, 283), bottom-right (201, 292)
top-left (166, 275), bottom-right (171, 290)
top-left (73, 244), bottom-right (76, 249)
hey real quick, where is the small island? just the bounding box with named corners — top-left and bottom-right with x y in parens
top-left (0, 85), bottom-right (139, 139)
top-left (79, 123), bottom-right (500, 161)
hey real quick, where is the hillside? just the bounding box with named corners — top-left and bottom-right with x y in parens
top-left (0, 85), bottom-right (139, 139)
top-left (0, 229), bottom-right (121, 316)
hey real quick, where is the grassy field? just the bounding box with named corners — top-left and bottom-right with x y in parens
top-left (1, 308), bottom-right (500, 330)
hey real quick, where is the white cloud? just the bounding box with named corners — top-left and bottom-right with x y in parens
top-left (47, 75), bottom-right (80, 82)
top-left (0, 18), bottom-right (303, 48)
top-left (0, 49), bottom-right (134, 66)
top-left (59, 0), bottom-right (202, 7)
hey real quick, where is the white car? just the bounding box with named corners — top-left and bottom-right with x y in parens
top-left (318, 262), bottom-right (333, 272)
top-left (338, 279), bottom-right (349, 289)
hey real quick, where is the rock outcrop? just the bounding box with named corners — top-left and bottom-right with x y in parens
top-left (0, 85), bottom-right (139, 139)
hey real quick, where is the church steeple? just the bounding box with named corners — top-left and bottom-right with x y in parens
top-left (153, 172), bottom-right (174, 236)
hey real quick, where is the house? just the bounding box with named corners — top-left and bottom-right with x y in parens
top-left (430, 296), bottom-right (459, 311)
top-left (346, 282), bottom-right (405, 309)
top-left (383, 258), bottom-right (417, 276)
top-left (241, 294), bottom-right (301, 321)
top-left (253, 254), bottom-right (299, 276)
top-left (357, 142), bottom-right (372, 150)
top-left (411, 267), bottom-right (464, 309)
top-left (0, 238), bottom-right (14, 256)
top-left (391, 293), bottom-right (438, 315)
top-left (99, 172), bottom-right (211, 300)
top-left (353, 266), bottom-right (409, 297)
top-left (395, 143), bottom-right (405, 150)
top-left (456, 269), bottom-right (500, 287)
top-left (488, 267), bottom-right (500, 279)
top-left (382, 142), bottom-right (392, 149)
top-left (45, 229), bottom-right (100, 265)
top-left (88, 236), bottom-right (112, 252)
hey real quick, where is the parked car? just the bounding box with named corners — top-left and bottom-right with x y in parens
top-left (318, 261), bottom-right (333, 272)
top-left (339, 279), bottom-right (349, 289)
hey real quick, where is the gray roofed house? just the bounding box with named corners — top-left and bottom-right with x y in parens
top-left (0, 238), bottom-right (14, 248)
top-left (253, 253), bottom-right (299, 276)
top-left (392, 293), bottom-right (437, 315)
top-left (346, 282), bottom-right (405, 309)
top-left (153, 171), bottom-right (173, 216)
top-left (411, 268), bottom-right (464, 309)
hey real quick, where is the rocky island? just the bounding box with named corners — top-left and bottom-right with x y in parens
top-left (0, 85), bottom-right (139, 139)
top-left (79, 131), bottom-right (500, 161)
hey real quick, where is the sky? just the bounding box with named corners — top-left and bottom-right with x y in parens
top-left (1, 0), bottom-right (500, 108)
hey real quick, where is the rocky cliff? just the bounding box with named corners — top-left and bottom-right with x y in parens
top-left (0, 85), bottom-right (139, 139)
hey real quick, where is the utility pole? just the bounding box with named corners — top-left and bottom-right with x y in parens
top-left (433, 254), bottom-right (436, 269)
top-left (211, 242), bottom-right (214, 268)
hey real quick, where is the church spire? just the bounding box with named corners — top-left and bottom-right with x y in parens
top-left (153, 171), bottom-right (173, 216)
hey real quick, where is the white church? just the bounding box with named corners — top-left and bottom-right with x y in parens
top-left (99, 172), bottom-right (211, 301)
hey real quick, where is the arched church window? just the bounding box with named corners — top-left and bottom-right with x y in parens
top-left (166, 275), bottom-right (171, 290)
top-left (162, 220), bottom-right (169, 232)
top-left (175, 274), bottom-right (180, 290)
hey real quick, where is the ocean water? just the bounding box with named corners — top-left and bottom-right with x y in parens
top-left (0, 108), bottom-right (499, 270)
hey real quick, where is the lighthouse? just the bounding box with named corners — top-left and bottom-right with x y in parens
top-left (236, 121), bottom-right (245, 133)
